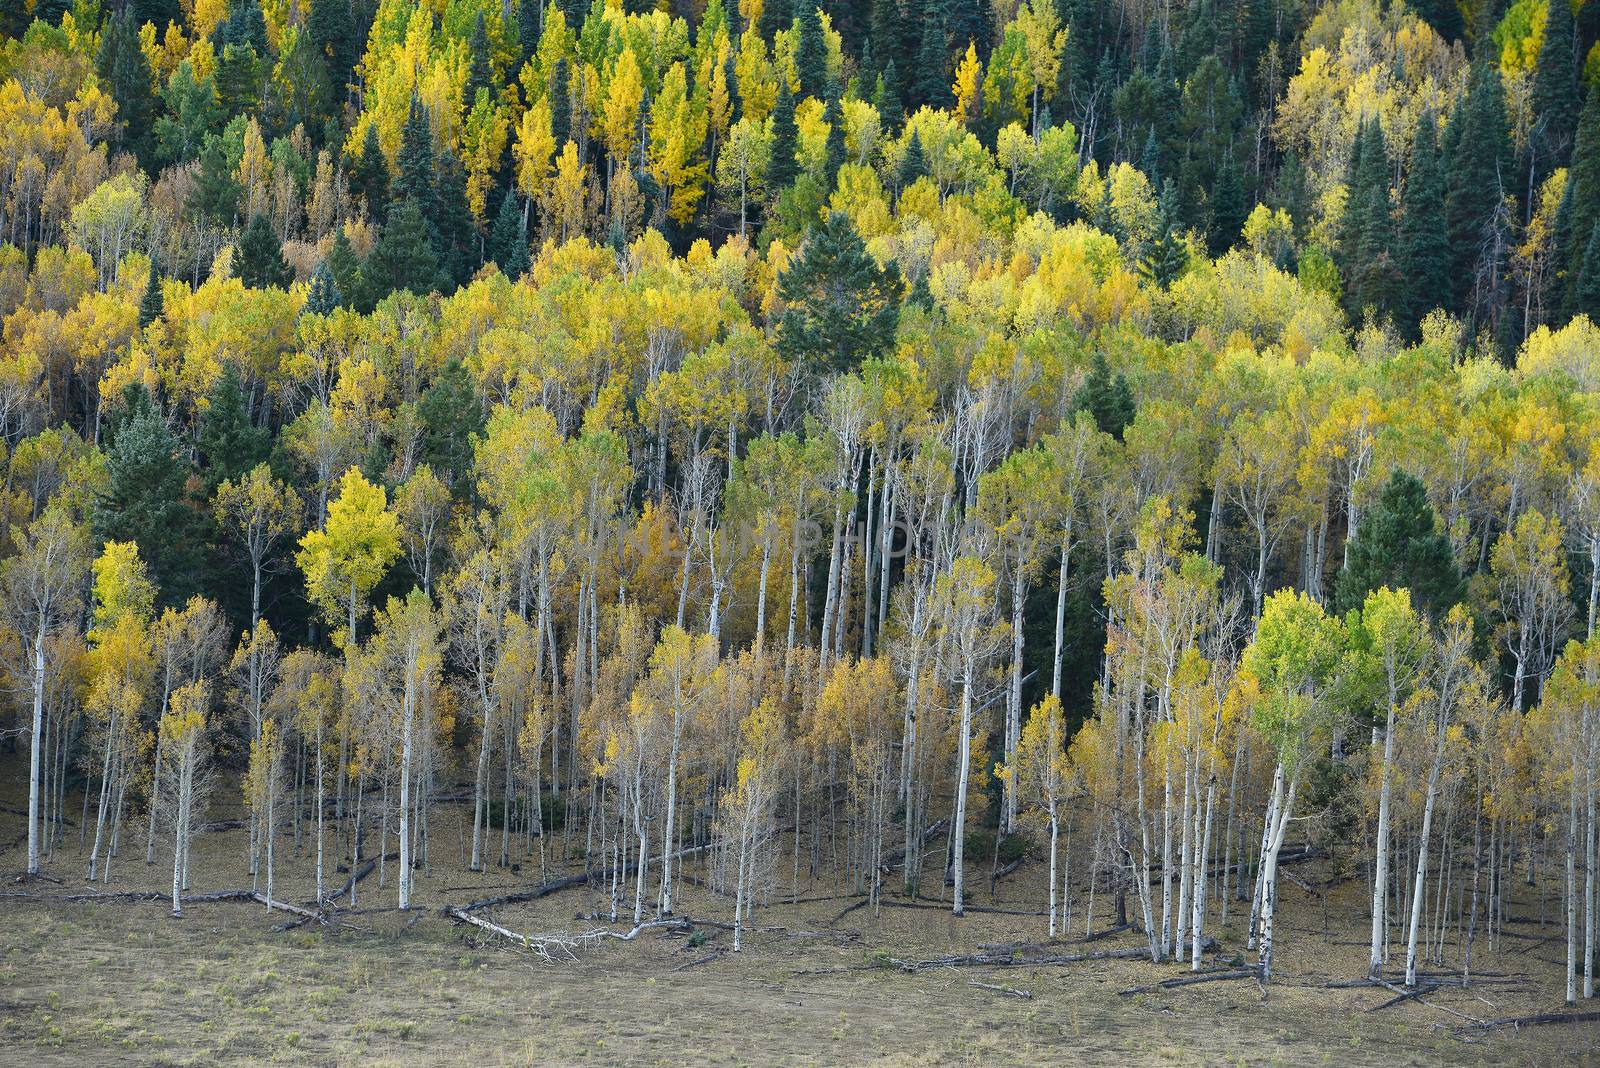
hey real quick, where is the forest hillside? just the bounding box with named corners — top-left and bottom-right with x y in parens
top-left (2, 0), bottom-right (1600, 1059)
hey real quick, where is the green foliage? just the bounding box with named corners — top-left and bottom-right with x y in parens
top-left (237, 214), bottom-right (294, 289)
top-left (1334, 470), bottom-right (1463, 619)
top-left (777, 210), bottom-right (903, 374)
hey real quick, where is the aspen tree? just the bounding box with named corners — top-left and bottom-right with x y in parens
top-left (0, 507), bottom-right (86, 876)
top-left (158, 680), bottom-right (210, 916)
top-left (1241, 590), bottom-right (1344, 988)
top-left (1003, 694), bottom-right (1071, 935)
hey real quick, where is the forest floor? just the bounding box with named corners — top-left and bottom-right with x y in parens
top-left (1, 774), bottom-right (1596, 1065)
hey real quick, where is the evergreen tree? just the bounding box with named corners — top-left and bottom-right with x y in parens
top-left (1398, 114), bottom-right (1450, 333)
top-left (1564, 87), bottom-right (1600, 312)
top-left (361, 198), bottom-right (440, 307)
top-left (191, 133), bottom-right (241, 226)
top-left (794, 2), bottom-right (828, 100)
top-left (418, 359), bottom-right (487, 488)
top-left (1071, 351), bottom-right (1135, 440)
top-left (1576, 223), bottom-right (1600, 319)
top-left (1410, 0), bottom-right (1463, 41)
top-left (305, 259), bottom-right (342, 315)
top-left (822, 85), bottom-right (846, 187)
top-left (96, 13), bottom-right (159, 169)
top-left (468, 12), bottom-right (494, 99)
top-left (307, 0), bottom-right (357, 94)
top-left (237, 213), bottom-right (294, 289)
top-left (947, 0), bottom-right (992, 61)
top-left (1138, 181), bottom-right (1188, 288)
top-left (325, 227), bottom-right (362, 302)
top-left (1333, 470), bottom-right (1462, 618)
top-left (1443, 61), bottom-right (1511, 310)
top-left (394, 97), bottom-right (437, 212)
top-left (1532, 0), bottom-right (1579, 172)
top-left (433, 147), bottom-right (475, 288)
top-left (769, 80), bottom-right (800, 190)
top-left (349, 122), bottom-right (390, 220)
top-left (94, 385), bottom-right (203, 605)
top-left (1206, 151), bottom-right (1246, 255)
top-left (913, 5), bottom-right (951, 110)
top-left (215, 42), bottom-right (262, 119)
top-left (139, 259), bottom-right (166, 329)
top-left (1340, 118), bottom-right (1398, 321)
top-left (878, 58), bottom-right (904, 130)
top-left (869, 0), bottom-right (904, 73)
top-left (897, 129), bottom-right (928, 189)
top-left (198, 366), bottom-right (271, 491)
top-left (489, 189), bottom-right (531, 278)
top-left (759, 0), bottom-right (791, 45)
top-left (550, 58), bottom-right (572, 146)
top-left (777, 211), bottom-right (904, 374)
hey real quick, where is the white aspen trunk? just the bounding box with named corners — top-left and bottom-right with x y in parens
top-left (471, 694), bottom-right (491, 871)
top-left (1052, 541), bottom-right (1069, 699)
top-left (754, 536), bottom-right (772, 658)
top-left (1567, 787), bottom-right (1579, 1005)
top-left (661, 699), bottom-right (684, 916)
top-left (1004, 575), bottom-right (1025, 832)
top-left (1405, 748), bottom-right (1444, 986)
top-left (398, 664), bottom-right (415, 910)
top-left (314, 721), bottom-right (325, 904)
top-left (1370, 696), bottom-right (1398, 977)
top-left (1257, 765), bottom-right (1299, 989)
top-left (26, 630), bottom-right (44, 875)
top-left (1048, 808), bottom-right (1059, 937)
top-left (1191, 766), bottom-right (1217, 969)
top-left (952, 667), bottom-right (973, 916)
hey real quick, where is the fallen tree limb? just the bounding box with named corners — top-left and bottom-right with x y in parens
top-left (1118, 968), bottom-right (1259, 996)
top-left (1369, 981), bottom-right (1438, 1012)
top-left (970, 980), bottom-right (1032, 999)
top-left (1469, 1011), bottom-right (1600, 1030)
top-left (442, 905), bottom-right (581, 963)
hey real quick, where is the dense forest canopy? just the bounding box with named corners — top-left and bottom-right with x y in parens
top-left (3, 0), bottom-right (1600, 1006)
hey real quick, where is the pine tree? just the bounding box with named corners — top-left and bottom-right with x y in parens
top-left (349, 122), bottom-right (390, 220)
top-left (468, 12), bottom-right (494, 100)
top-left (96, 13), bottom-right (159, 169)
top-left (237, 214), bottom-right (294, 289)
top-left (1410, 0), bottom-right (1463, 41)
top-left (769, 80), bottom-right (800, 191)
top-left (94, 385), bottom-right (203, 605)
top-left (394, 97), bottom-right (437, 212)
top-left (913, 5), bottom-right (951, 110)
top-left (1576, 222), bottom-right (1600, 319)
top-left (325, 226), bottom-right (362, 300)
top-left (1334, 470), bottom-right (1462, 618)
top-left (550, 58), bottom-right (572, 146)
top-left (305, 259), bottom-right (342, 315)
top-left (760, 0), bottom-right (791, 45)
top-left (1443, 61), bottom-right (1511, 310)
top-left (822, 85), bottom-right (846, 187)
top-left (139, 259), bottom-right (166, 329)
top-left (519, 0), bottom-right (540, 64)
top-left (1340, 118), bottom-right (1397, 321)
top-left (489, 189), bottom-right (530, 278)
top-left (418, 360), bottom-right (487, 487)
top-left (897, 129), bottom-right (928, 189)
top-left (1564, 87), bottom-right (1600, 312)
top-left (307, 0), bottom-right (357, 95)
top-left (1532, 0), bottom-right (1579, 172)
top-left (947, 0), bottom-right (992, 62)
top-left (1206, 151), bottom-right (1245, 255)
top-left (1398, 114), bottom-right (1450, 333)
top-left (361, 198), bottom-right (441, 307)
top-left (869, 0), bottom-right (903, 73)
top-left (191, 134), bottom-right (241, 226)
top-left (794, 2), bottom-right (828, 100)
top-left (777, 211), bottom-right (904, 374)
top-left (215, 42), bottom-right (263, 119)
top-left (1139, 181), bottom-right (1188, 288)
top-left (433, 147), bottom-right (474, 288)
top-left (1071, 351), bottom-right (1135, 440)
top-left (878, 58), bottom-right (904, 130)
top-left (198, 366), bottom-right (271, 490)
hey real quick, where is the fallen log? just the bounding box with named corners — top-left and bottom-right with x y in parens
top-left (442, 905), bottom-right (582, 963)
top-left (1470, 1011), bottom-right (1600, 1030)
top-left (457, 844), bottom-right (713, 913)
top-left (1368, 981), bottom-right (1437, 1012)
top-left (970, 980), bottom-right (1032, 999)
top-left (1118, 968), bottom-right (1259, 996)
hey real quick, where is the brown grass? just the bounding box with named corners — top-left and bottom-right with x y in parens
top-left (1, 775), bottom-right (1595, 1066)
